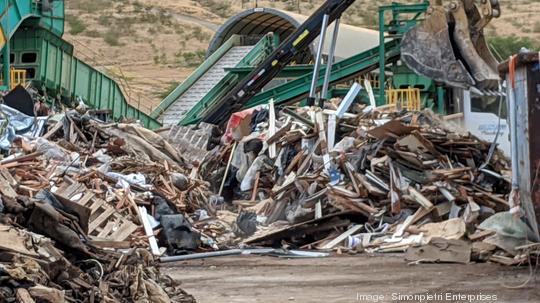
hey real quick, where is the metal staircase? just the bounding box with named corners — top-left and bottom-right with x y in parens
top-left (159, 45), bottom-right (254, 126)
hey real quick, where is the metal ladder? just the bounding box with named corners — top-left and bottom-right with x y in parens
top-left (159, 45), bottom-right (254, 126)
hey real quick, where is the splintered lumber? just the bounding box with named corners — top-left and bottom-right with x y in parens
top-left (266, 121), bottom-right (292, 145)
top-left (408, 187), bottom-right (434, 209)
top-left (468, 230), bottom-right (496, 241)
top-left (16, 288), bottom-right (36, 303)
top-left (28, 286), bottom-right (65, 303)
top-left (55, 183), bottom-right (138, 241)
top-left (0, 225), bottom-right (40, 258)
top-left (320, 225), bottom-right (363, 249)
top-left (0, 167), bottom-right (19, 199)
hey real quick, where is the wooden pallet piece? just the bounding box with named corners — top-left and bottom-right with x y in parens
top-left (56, 182), bottom-right (138, 241)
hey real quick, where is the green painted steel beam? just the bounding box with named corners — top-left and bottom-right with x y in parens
top-left (377, 1), bottom-right (429, 106)
top-left (236, 40), bottom-right (400, 110)
top-left (225, 65), bottom-right (316, 79)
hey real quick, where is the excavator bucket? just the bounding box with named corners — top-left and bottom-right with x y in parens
top-left (401, 0), bottom-right (501, 89)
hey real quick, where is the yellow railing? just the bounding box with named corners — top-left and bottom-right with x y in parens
top-left (386, 88), bottom-right (421, 111)
top-left (0, 68), bottom-right (27, 90)
top-left (10, 68), bottom-right (27, 89)
top-left (361, 73), bottom-right (380, 89)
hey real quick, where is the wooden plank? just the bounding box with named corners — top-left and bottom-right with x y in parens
top-left (0, 168), bottom-right (17, 186)
top-left (88, 240), bottom-right (132, 249)
top-left (16, 288), bottom-right (36, 303)
top-left (96, 221), bottom-right (116, 238)
top-left (139, 206), bottom-right (160, 255)
top-left (408, 187), bottom-right (434, 209)
top-left (266, 121), bottom-right (292, 145)
top-left (320, 225), bottom-right (363, 249)
top-left (89, 208), bottom-right (116, 233)
top-left (285, 149), bottom-right (305, 175)
top-left (0, 225), bottom-right (39, 257)
top-left (61, 183), bottom-right (85, 199)
top-left (89, 199), bottom-right (106, 214)
top-left (77, 192), bottom-right (95, 207)
top-left (468, 229), bottom-right (496, 241)
top-left (109, 221), bottom-right (139, 241)
top-left (42, 121), bottom-right (63, 139)
top-left (0, 175), bottom-right (17, 199)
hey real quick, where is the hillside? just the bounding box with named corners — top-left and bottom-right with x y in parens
top-left (63, 0), bottom-right (540, 113)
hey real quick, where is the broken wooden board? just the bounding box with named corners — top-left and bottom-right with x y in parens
top-left (368, 120), bottom-right (419, 140)
top-left (408, 187), bottom-right (434, 209)
top-left (55, 182), bottom-right (138, 241)
top-left (0, 169), bottom-right (18, 199)
top-left (0, 224), bottom-right (40, 258)
top-left (405, 238), bottom-right (472, 264)
top-left (16, 288), bottom-right (36, 303)
top-left (320, 225), bottom-right (363, 249)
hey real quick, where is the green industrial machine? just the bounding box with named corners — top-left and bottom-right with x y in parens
top-left (0, 0), bottom-right (492, 130)
top-left (0, 0), bottom-right (64, 88)
top-left (151, 2), bottom-right (437, 126)
top-left (0, 0), bottom-right (160, 129)
top-left (151, 33), bottom-right (279, 126)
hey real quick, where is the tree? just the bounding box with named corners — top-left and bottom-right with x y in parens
top-left (488, 35), bottom-right (540, 61)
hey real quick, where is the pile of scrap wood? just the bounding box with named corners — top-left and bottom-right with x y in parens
top-left (179, 101), bottom-right (539, 265)
top-left (0, 106), bottom-right (204, 301)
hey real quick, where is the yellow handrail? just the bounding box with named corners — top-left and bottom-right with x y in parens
top-left (10, 68), bottom-right (26, 89)
top-left (361, 73), bottom-right (380, 89)
top-left (386, 88), bottom-right (421, 111)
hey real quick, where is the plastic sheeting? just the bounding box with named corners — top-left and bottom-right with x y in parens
top-left (0, 104), bottom-right (47, 150)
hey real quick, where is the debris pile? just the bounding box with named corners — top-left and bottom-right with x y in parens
top-left (0, 105), bottom-right (200, 302)
top-left (1, 81), bottom-right (538, 303)
top-left (178, 100), bottom-right (538, 265)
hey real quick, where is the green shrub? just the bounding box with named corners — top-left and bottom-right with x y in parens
top-left (84, 30), bottom-right (101, 38)
top-left (67, 16), bottom-right (86, 35)
top-left (488, 35), bottom-right (540, 60)
top-left (156, 81), bottom-right (181, 99)
top-left (104, 29), bottom-right (122, 46)
top-left (199, 0), bottom-right (232, 18)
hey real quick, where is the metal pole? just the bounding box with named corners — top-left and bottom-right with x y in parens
top-left (320, 18), bottom-right (341, 106)
top-left (436, 86), bottom-right (445, 114)
top-left (308, 13), bottom-right (330, 107)
top-left (3, 0), bottom-right (10, 89)
top-left (218, 142), bottom-right (237, 197)
top-left (378, 8), bottom-right (386, 106)
top-left (508, 59), bottom-right (520, 214)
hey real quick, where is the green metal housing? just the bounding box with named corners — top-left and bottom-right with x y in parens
top-left (378, 1), bottom-right (430, 105)
top-left (1, 26), bottom-right (161, 129)
top-left (0, 1), bottom-right (161, 128)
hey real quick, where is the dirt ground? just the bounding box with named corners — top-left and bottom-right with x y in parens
top-left (164, 254), bottom-right (540, 303)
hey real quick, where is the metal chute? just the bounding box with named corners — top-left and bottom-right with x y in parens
top-left (401, 0), bottom-right (501, 89)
